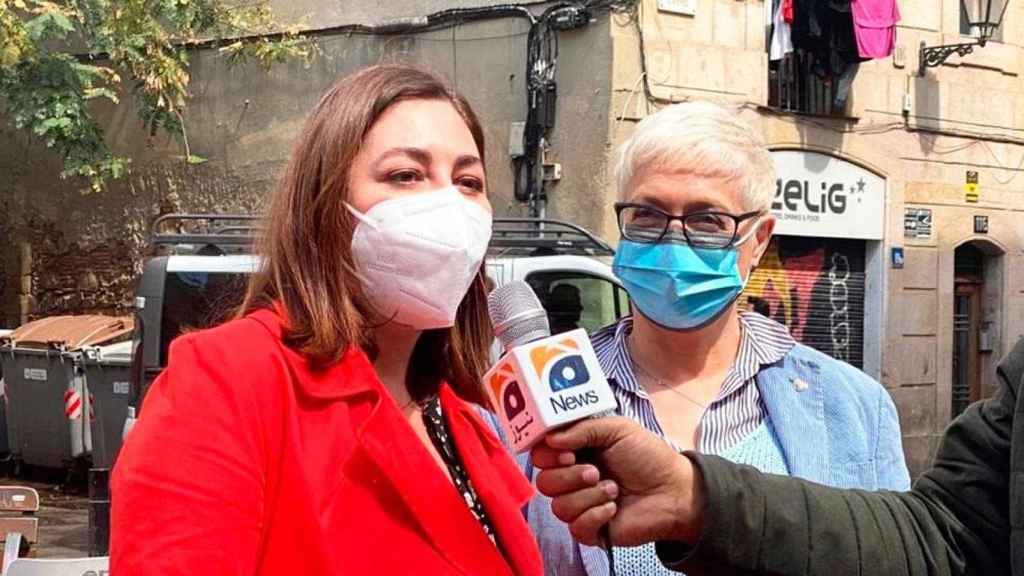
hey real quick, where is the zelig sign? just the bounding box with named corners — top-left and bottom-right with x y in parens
top-left (770, 150), bottom-right (886, 241)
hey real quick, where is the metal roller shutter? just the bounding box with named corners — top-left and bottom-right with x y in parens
top-left (742, 236), bottom-right (866, 369)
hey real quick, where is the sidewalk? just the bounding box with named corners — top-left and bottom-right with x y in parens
top-left (1, 475), bottom-right (89, 558)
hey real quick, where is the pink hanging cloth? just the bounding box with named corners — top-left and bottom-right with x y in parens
top-left (851, 0), bottom-right (901, 59)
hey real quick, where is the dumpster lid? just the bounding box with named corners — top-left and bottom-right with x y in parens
top-left (87, 340), bottom-right (133, 362)
top-left (1, 316), bottom-right (134, 351)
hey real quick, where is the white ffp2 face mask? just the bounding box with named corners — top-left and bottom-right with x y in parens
top-left (346, 186), bottom-right (492, 330)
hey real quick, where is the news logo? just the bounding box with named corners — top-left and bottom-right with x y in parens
top-left (488, 364), bottom-right (534, 444)
top-left (489, 365), bottom-right (527, 420)
top-left (529, 337), bottom-right (599, 415)
top-left (484, 328), bottom-right (615, 453)
top-left (529, 338), bottom-right (592, 392)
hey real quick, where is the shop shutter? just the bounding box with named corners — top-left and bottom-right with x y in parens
top-left (743, 236), bottom-right (866, 369)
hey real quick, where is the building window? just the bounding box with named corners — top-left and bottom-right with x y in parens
top-left (768, 54), bottom-right (852, 117)
top-left (524, 271), bottom-right (630, 335)
top-left (960, 0), bottom-right (1005, 42)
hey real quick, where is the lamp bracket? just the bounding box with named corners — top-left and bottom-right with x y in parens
top-left (919, 40), bottom-right (983, 76)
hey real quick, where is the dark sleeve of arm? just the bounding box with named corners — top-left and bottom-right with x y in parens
top-left (659, 373), bottom-right (1015, 576)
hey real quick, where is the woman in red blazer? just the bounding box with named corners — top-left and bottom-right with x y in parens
top-left (111, 64), bottom-right (545, 575)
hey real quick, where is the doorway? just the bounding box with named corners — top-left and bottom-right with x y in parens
top-left (951, 243), bottom-right (986, 418)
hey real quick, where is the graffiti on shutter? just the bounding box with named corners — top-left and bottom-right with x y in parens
top-left (743, 237), bottom-right (866, 368)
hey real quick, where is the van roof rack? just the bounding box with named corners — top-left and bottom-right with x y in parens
top-left (150, 214), bottom-right (260, 255)
top-left (489, 218), bottom-right (614, 257)
top-left (150, 214), bottom-right (615, 257)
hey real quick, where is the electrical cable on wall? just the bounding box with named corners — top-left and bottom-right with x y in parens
top-left (73, 0), bottom-right (637, 220)
top-left (154, 0), bottom-right (637, 219)
top-left (513, 0), bottom-right (637, 218)
top-left (204, 0), bottom-right (635, 219)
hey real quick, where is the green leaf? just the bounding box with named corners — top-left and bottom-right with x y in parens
top-left (2, 0), bottom-right (315, 191)
top-left (49, 11), bottom-right (74, 33)
top-left (83, 87), bottom-right (119, 103)
top-left (24, 11), bottom-right (75, 41)
top-left (39, 117), bottom-right (72, 130)
top-left (23, 14), bottom-right (51, 40)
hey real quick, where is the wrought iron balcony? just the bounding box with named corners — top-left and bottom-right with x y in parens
top-left (768, 52), bottom-right (850, 117)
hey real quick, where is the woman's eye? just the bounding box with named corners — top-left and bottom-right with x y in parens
top-left (629, 207), bottom-right (662, 224)
top-left (457, 177), bottom-right (484, 192)
top-left (689, 213), bottom-right (728, 228)
top-left (388, 170), bottom-right (422, 184)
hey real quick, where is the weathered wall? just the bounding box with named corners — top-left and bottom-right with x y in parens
top-left (611, 0), bottom-right (1024, 477)
top-left (0, 195), bottom-right (14, 328)
top-left (0, 2), bottom-right (614, 327)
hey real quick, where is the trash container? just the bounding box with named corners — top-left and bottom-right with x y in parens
top-left (0, 316), bottom-right (133, 469)
top-left (0, 329), bottom-right (11, 457)
top-left (82, 340), bottom-right (132, 470)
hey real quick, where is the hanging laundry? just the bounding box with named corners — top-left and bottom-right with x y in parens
top-left (792, 0), bottom-right (862, 78)
top-left (851, 0), bottom-right (900, 59)
top-left (770, 0), bottom-right (795, 61)
top-left (785, 0), bottom-right (863, 112)
top-left (789, 0), bottom-right (821, 51)
top-left (832, 61), bottom-right (859, 110)
top-left (824, 0), bottom-right (862, 78)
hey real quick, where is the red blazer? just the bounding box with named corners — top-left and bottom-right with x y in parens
top-left (111, 308), bottom-right (543, 575)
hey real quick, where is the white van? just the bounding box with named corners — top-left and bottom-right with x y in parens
top-left (129, 215), bottom-right (630, 410)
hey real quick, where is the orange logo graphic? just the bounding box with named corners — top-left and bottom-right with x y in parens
top-left (529, 337), bottom-right (580, 377)
top-left (489, 365), bottom-right (516, 401)
top-left (530, 337), bottom-right (591, 392)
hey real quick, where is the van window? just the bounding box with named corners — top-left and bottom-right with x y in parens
top-left (525, 272), bottom-right (630, 335)
top-left (160, 271), bottom-right (249, 366)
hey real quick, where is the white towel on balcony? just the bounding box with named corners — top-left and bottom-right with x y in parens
top-left (769, 0), bottom-right (793, 61)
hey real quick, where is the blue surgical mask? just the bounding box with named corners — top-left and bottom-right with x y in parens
top-left (612, 239), bottom-right (747, 330)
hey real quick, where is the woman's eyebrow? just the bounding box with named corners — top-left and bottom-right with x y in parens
top-left (454, 155), bottom-right (483, 171)
top-left (372, 147), bottom-right (432, 168)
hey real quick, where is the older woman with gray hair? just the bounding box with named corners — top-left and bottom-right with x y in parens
top-left (521, 101), bottom-right (910, 575)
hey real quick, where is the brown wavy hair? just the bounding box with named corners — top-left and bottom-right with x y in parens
top-left (239, 64), bottom-right (493, 407)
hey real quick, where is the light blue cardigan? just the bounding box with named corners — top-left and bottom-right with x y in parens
top-left (482, 342), bottom-right (911, 576)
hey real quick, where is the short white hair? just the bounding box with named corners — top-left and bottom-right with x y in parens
top-left (615, 101), bottom-right (776, 212)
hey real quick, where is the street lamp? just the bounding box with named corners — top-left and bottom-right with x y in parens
top-left (919, 0), bottom-right (1010, 76)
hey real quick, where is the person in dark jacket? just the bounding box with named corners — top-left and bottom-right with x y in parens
top-left (530, 336), bottom-right (1024, 575)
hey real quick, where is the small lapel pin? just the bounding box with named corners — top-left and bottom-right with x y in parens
top-left (793, 378), bottom-right (809, 392)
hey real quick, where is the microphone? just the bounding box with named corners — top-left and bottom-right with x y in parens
top-left (484, 281), bottom-right (617, 453)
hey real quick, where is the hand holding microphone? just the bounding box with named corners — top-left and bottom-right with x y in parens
top-left (483, 281), bottom-right (617, 453)
top-left (530, 417), bottom-right (707, 548)
top-left (483, 282), bottom-right (706, 550)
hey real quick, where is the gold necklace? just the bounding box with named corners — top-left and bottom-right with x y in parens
top-left (627, 341), bottom-right (710, 410)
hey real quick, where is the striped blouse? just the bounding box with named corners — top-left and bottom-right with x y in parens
top-left (590, 312), bottom-right (796, 454)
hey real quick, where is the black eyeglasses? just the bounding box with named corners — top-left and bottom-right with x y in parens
top-left (614, 202), bottom-right (764, 249)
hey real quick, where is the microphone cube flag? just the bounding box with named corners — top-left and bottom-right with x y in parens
top-left (484, 328), bottom-right (617, 453)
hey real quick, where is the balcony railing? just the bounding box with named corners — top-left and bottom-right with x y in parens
top-left (768, 51), bottom-right (850, 117)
